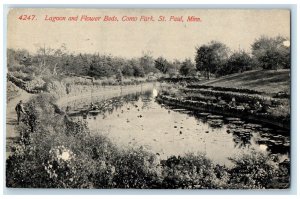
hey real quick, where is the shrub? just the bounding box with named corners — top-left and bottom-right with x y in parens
top-left (228, 151), bottom-right (281, 189)
top-left (113, 148), bottom-right (163, 188)
top-left (7, 81), bottom-right (21, 102)
top-left (6, 93), bottom-right (289, 189)
top-left (7, 73), bottom-right (46, 93)
top-left (161, 154), bottom-right (228, 189)
top-left (183, 88), bottom-right (282, 107)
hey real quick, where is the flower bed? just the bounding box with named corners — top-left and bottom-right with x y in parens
top-left (182, 88), bottom-right (282, 107)
top-left (186, 84), bottom-right (263, 95)
top-left (6, 93), bottom-right (289, 189)
top-left (156, 95), bottom-right (290, 130)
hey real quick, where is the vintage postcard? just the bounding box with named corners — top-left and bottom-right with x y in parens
top-left (6, 8), bottom-right (291, 189)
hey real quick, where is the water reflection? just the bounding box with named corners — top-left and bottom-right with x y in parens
top-left (70, 87), bottom-right (290, 166)
top-left (259, 144), bottom-right (268, 151)
top-left (152, 88), bottom-right (158, 97)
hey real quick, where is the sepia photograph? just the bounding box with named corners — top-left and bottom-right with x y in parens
top-left (5, 8), bottom-right (291, 189)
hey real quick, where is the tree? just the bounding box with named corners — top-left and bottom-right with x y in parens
top-left (172, 59), bottom-right (181, 70)
top-left (116, 69), bottom-right (123, 84)
top-left (139, 53), bottom-right (157, 74)
top-left (170, 59), bottom-right (181, 77)
top-left (68, 53), bottom-right (91, 76)
top-left (251, 36), bottom-right (290, 70)
top-left (179, 59), bottom-right (196, 76)
top-left (122, 62), bottom-right (135, 77)
top-left (88, 55), bottom-right (115, 78)
top-left (221, 51), bottom-right (253, 75)
top-left (155, 57), bottom-right (169, 74)
top-left (7, 49), bottom-right (32, 69)
top-left (31, 44), bottom-right (71, 76)
top-left (154, 57), bottom-right (176, 76)
top-left (130, 58), bottom-right (145, 77)
top-left (195, 41), bottom-right (229, 79)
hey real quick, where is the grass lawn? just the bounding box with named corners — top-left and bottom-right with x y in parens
top-left (203, 69), bottom-right (290, 95)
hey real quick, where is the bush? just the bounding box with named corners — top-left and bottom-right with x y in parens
top-left (7, 81), bottom-right (21, 102)
top-left (183, 88), bottom-right (282, 107)
top-left (6, 94), bottom-right (289, 189)
top-left (161, 154), bottom-right (228, 189)
top-left (113, 148), bottom-right (163, 188)
top-left (228, 151), bottom-right (282, 189)
top-left (7, 73), bottom-right (46, 93)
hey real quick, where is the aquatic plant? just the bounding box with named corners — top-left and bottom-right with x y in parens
top-left (6, 94), bottom-right (289, 189)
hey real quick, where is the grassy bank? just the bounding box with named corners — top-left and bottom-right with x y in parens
top-left (203, 69), bottom-right (290, 95)
top-left (158, 69), bottom-right (290, 129)
top-left (6, 94), bottom-right (289, 189)
top-left (7, 72), bottom-right (156, 98)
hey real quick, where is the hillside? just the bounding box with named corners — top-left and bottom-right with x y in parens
top-left (203, 69), bottom-right (290, 95)
top-left (158, 69), bottom-right (291, 129)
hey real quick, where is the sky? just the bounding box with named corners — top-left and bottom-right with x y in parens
top-left (7, 9), bottom-right (290, 61)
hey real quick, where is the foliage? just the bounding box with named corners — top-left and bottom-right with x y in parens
top-left (157, 93), bottom-right (289, 129)
top-left (122, 62), bottom-right (135, 77)
top-left (228, 151), bottom-right (281, 189)
top-left (6, 93), bottom-right (289, 189)
top-left (251, 36), bottom-right (290, 70)
top-left (7, 80), bottom-right (22, 102)
top-left (116, 69), bottom-right (123, 83)
top-left (179, 59), bottom-right (197, 77)
top-left (113, 148), bottom-right (163, 188)
top-left (183, 87), bottom-right (282, 107)
top-left (139, 54), bottom-right (158, 74)
top-left (130, 58), bottom-right (145, 77)
top-left (195, 41), bottom-right (229, 79)
top-left (7, 73), bottom-right (45, 93)
top-left (7, 47), bottom-right (159, 82)
top-left (218, 51), bottom-right (253, 76)
top-left (161, 154), bottom-right (228, 189)
top-left (7, 48), bottom-right (31, 68)
top-left (187, 84), bottom-right (263, 95)
top-left (155, 57), bottom-right (177, 76)
top-left (88, 55), bottom-right (116, 78)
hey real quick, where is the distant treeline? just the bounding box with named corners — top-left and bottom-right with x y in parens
top-left (7, 35), bottom-right (290, 81)
top-left (195, 36), bottom-right (290, 79)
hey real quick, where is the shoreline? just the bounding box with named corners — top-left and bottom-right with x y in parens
top-left (156, 94), bottom-right (290, 131)
top-left (6, 82), bottom-right (157, 158)
top-left (56, 82), bottom-right (157, 108)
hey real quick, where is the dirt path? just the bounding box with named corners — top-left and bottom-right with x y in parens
top-left (6, 82), bottom-right (156, 158)
top-left (6, 88), bottom-right (34, 158)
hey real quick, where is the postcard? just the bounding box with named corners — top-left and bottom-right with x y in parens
top-left (6, 8), bottom-right (291, 189)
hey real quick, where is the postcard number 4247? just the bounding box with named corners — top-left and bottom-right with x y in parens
top-left (18, 15), bottom-right (36, 20)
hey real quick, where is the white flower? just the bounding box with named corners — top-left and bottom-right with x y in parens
top-left (60, 151), bottom-right (70, 161)
top-left (50, 146), bottom-right (74, 162)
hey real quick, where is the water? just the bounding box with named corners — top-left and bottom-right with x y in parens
top-left (71, 86), bottom-right (290, 166)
